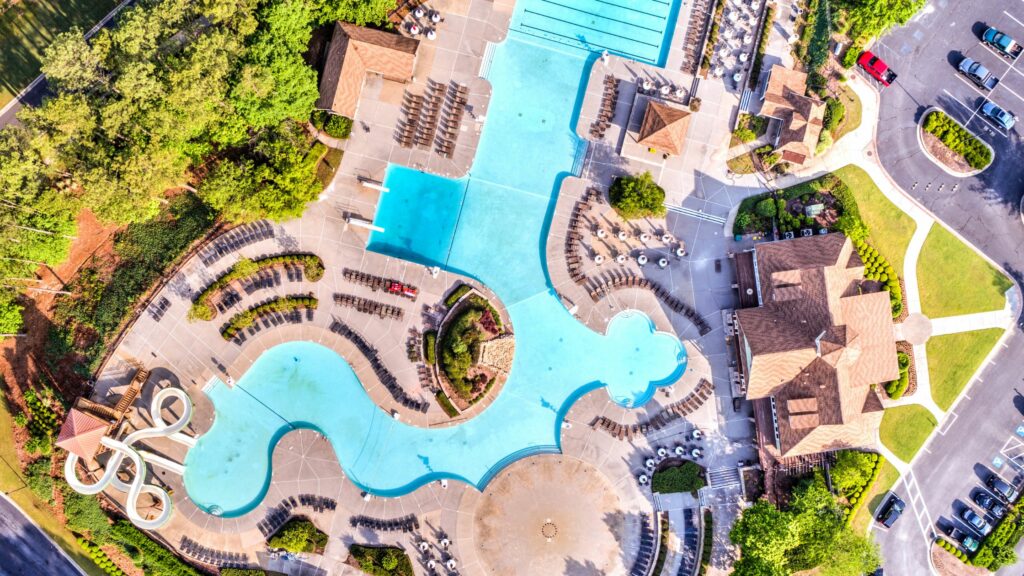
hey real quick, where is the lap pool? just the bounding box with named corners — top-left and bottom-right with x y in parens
top-left (183, 0), bottom-right (685, 516)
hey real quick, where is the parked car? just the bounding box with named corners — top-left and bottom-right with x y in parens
top-left (987, 474), bottom-right (1020, 502)
top-left (947, 527), bottom-right (980, 553)
top-left (983, 27), bottom-right (1023, 60)
top-left (961, 508), bottom-right (993, 536)
top-left (973, 490), bottom-right (1008, 518)
top-left (857, 51), bottom-right (898, 86)
top-left (959, 57), bottom-right (999, 90)
top-left (877, 494), bottom-right (905, 528)
top-left (981, 101), bottom-right (1017, 130)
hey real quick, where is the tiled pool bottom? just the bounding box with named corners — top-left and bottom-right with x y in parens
top-left (183, 306), bottom-right (686, 517)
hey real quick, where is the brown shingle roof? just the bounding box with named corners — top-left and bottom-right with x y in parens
top-left (636, 101), bottom-right (691, 156)
top-left (317, 22), bottom-right (419, 118)
top-left (735, 233), bottom-right (899, 458)
top-left (760, 65), bottom-right (826, 166)
top-left (56, 408), bottom-right (109, 461)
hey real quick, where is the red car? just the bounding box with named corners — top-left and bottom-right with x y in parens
top-left (857, 51), bottom-right (898, 86)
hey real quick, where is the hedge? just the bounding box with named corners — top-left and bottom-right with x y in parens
top-left (885, 352), bottom-right (912, 399)
top-left (700, 0), bottom-right (727, 73)
top-left (804, 0), bottom-right (831, 74)
top-left (268, 519), bottom-right (328, 553)
top-left (436, 390), bottom-right (459, 417)
top-left (748, 5), bottom-right (775, 88)
top-left (836, 452), bottom-right (885, 527)
top-left (189, 253), bottom-right (323, 321)
top-left (349, 544), bottom-right (414, 576)
top-left (109, 521), bottom-right (201, 576)
top-left (423, 330), bottom-right (437, 365)
top-left (699, 510), bottom-right (714, 576)
top-left (444, 284), bottom-right (472, 308)
top-left (78, 538), bottom-right (126, 576)
top-left (855, 239), bottom-right (903, 318)
top-left (824, 98), bottom-right (846, 135)
top-left (652, 512), bottom-right (670, 576)
top-left (652, 461), bottom-right (706, 494)
top-left (970, 510), bottom-right (1024, 570)
top-left (220, 296), bottom-right (318, 340)
top-left (923, 110), bottom-right (992, 170)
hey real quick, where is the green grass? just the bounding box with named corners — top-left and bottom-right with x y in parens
top-left (880, 405), bottom-right (938, 463)
top-left (832, 83), bottom-right (862, 142)
top-left (0, 402), bottom-right (104, 576)
top-left (917, 225), bottom-right (1012, 317)
top-left (0, 0), bottom-right (119, 108)
top-left (928, 329), bottom-right (1005, 411)
top-left (833, 165), bottom-right (915, 274)
top-left (851, 460), bottom-right (900, 535)
top-left (727, 152), bottom-right (756, 174)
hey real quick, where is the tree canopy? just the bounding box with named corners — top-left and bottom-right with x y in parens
top-left (837, 0), bottom-right (926, 41)
top-left (730, 474), bottom-right (881, 576)
top-left (609, 171), bottom-right (667, 219)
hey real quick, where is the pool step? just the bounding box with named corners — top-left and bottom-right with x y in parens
top-left (570, 139), bottom-right (589, 177)
top-left (664, 205), bottom-right (727, 225)
top-left (479, 41), bottom-right (497, 79)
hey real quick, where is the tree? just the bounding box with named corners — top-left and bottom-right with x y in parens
top-left (42, 30), bottom-right (107, 93)
top-left (831, 451), bottom-right (876, 496)
top-left (0, 291), bottom-right (24, 335)
top-left (608, 172), bottom-right (667, 219)
top-left (754, 198), bottom-right (777, 218)
top-left (312, 0), bottom-right (394, 25)
top-left (837, 0), bottom-right (926, 41)
top-left (730, 500), bottom-right (794, 570)
top-left (821, 529), bottom-right (882, 576)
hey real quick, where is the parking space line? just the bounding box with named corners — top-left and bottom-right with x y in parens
top-left (940, 88), bottom-right (978, 118)
top-left (1005, 10), bottom-right (1024, 30)
top-left (1000, 83), bottom-right (1024, 105)
top-left (939, 411), bottom-right (959, 435)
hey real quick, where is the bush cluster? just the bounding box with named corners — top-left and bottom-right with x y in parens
top-left (609, 172), bottom-right (666, 220)
top-left (937, 537), bottom-right (970, 561)
top-left (435, 390), bottom-right (459, 418)
top-left (78, 538), bottom-right (125, 576)
top-left (699, 510), bottom-right (713, 576)
top-left (324, 115), bottom-right (353, 139)
top-left (349, 544), bottom-right (414, 576)
top-left (220, 296), bottom-right (318, 340)
top-left (268, 519), bottom-right (328, 554)
top-left (854, 239), bottom-right (903, 317)
top-left (423, 331), bottom-right (437, 365)
top-left (189, 253), bottom-right (324, 321)
top-left (733, 127), bottom-right (757, 143)
top-left (440, 309), bottom-right (484, 399)
top-left (22, 387), bottom-right (59, 455)
top-left (748, 5), bottom-right (776, 88)
top-left (970, 511), bottom-right (1024, 570)
top-left (832, 451), bottom-right (884, 526)
top-left (24, 457), bottom-right (54, 503)
top-left (804, 0), bottom-right (831, 74)
top-left (700, 0), bottom-right (727, 73)
top-left (733, 192), bottom-right (773, 236)
top-left (885, 352), bottom-right (911, 399)
top-left (444, 284), bottom-right (472, 308)
top-left (109, 520), bottom-right (201, 576)
top-left (61, 483), bottom-right (111, 542)
top-left (824, 98), bottom-right (846, 135)
top-left (923, 111), bottom-right (992, 170)
top-left (651, 461), bottom-right (706, 494)
top-left (841, 37), bottom-right (866, 68)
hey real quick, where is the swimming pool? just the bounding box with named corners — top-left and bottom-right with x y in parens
top-left (184, 0), bottom-right (686, 515)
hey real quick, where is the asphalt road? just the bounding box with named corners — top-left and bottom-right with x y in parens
top-left (865, 1), bottom-right (1024, 574)
top-left (0, 493), bottom-right (83, 576)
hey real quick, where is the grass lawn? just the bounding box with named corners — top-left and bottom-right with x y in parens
top-left (833, 164), bottom-right (915, 275)
top-left (880, 405), bottom-right (938, 463)
top-left (928, 328), bottom-right (1005, 411)
top-left (0, 403), bottom-right (104, 576)
top-left (0, 0), bottom-right (119, 108)
top-left (727, 152), bottom-right (755, 174)
top-left (832, 83), bottom-right (862, 142)
top-left (917, 225), bottom-right (1012, 317)
top-left (851, 460), bottom-right (900, 535)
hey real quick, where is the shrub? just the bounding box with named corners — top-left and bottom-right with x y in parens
top-left (323, 115), bottom-right (353, 139)
top-left (824, 98), bottom-right (846, 134)
top-left (220, 296), bottom-right (318, 340)
top-left (24, 457), bottom-right (54, 503)
top-left (78, 539), bottom-right (125, 576)
top-left (268, 519), bottom-right (328, 553)
top-left (922, 111), bottom-right (992, 170)
top-left (733, 127), bottom-right (757, 143)
top-left (841, 40), bottom-right (863, 68)
top-left (310, 110), bottom-right (328, 130)
top-left (831, 451), bottom-right (878, 497)
top-left (699, 510), bottom-right (713, 576)
top-left (62, 484), bottom-right (111, 543)
top-left (748, 5), bottom-right (776, 88)
top-left (189, 253), bottom-right (324, 321)
top-left (754, 198), bottom-right (777, 218)
top-left (444, 284), bottom-right (472, 308)
top-left (109, 521), bottom-right (200, 576)
top-left (439, 309), bottom-right (484, 398)
top-left (435, 390), bottom-right (459, 417)
top-left (609, 172), bottom-right (667, 219)
top-left (349, 544), bottom-right (414, 576)
top-left (652, 462), bottom-right (706, 494)
top-left (689, 97), bottom-right (702, 112)
top-left (816, 131), bottom-right (834, 155)
top-left (423, 331), bottom-right (437, 365)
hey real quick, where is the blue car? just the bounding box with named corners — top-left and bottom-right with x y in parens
top-left (982, 102), bottom-right (1016, 130)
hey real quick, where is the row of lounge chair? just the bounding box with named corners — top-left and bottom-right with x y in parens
top-left (566, 190), bottom-right (602, 283)
top-left (179, 536), bottom-right (249, 568)
top-left (631, 513), bottom-right (657, 576)
top-left (228, 307), bottom-right (313, 346)
top-left (417, 364), bottom-right (436, 390)
top-left (334, 293), bottom-right (404, 320)
top-left (330, 320), bottom-right (430, 412)
top-left (214, 290), bottom-right (241, 314)
top-left (588, 273), bottom-right (712, 335)
top-left (147, 296), bottom-right (170, 322)
top-left (677, 508), bottom-right (700, 576)
top-left (350, 514), bottom-right (420, 533)
top-left (241, 269), bottom-right (282, 295)
top-left (256, 494), bottom-right (336, 539)
top-left (199, 220), bottom-right (275, 267)
top-left (589, 75), bottom-right (619, 140)
top-left (257, 505), bottom-right (292, 538)
top-left (298, 493), bottom-right (337, 513)
top-left (680, 0), bottom-right (714, 75)
top-left (342, 268), bottom-right (419, 300)
top-left (435, 82), bottom-right (470, 158)
top-left (592, 378), bottom-right (714, 439)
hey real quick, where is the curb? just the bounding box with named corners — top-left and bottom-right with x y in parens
top-left (915, 107), bottom-right (991, 178)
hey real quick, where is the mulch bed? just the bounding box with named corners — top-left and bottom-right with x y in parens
top-left (921, 130), bottom-right (975, 174)
top-left (895, 340), bottom-right (918, 397)
top-left (931, 544), bottom-right (989, 576)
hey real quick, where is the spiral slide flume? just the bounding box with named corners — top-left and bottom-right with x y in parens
top-left (64, 387), bottom-right (195, 530)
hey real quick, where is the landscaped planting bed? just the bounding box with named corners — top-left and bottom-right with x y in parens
top-left (850, 460), bottom-right (900, 535)
top-left (189, 253), bottom-right (324, 321)
top-left (348, 544), bottom-right (414, 576)
top-left (830, 450), bottom-right (886, 527)
top-left (220, 296), bottom-right (318, 340)
top-left (268, 518), bottom-right (328, 554)
top-left (885, 351), bottom-right (912, 399)
top-left (700, 0), bottom-right (727, 75)
top-left (748, 6), bottom-right (775, 89)
top-left (438, 293), bottom-right (506, 405)
top-left (699, 510), bottom-right (713, 576)
top-left (651, 461), bottom-right (706, 494)
top-left (922, 110), bottom-right (992, 171)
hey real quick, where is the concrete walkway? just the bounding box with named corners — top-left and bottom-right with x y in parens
top-left (930, 307), bottom-right (1014, 336)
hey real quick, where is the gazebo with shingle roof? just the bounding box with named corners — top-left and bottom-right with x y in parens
top-left (636, 101), bottom-right (691, 156)
top-left (56, 408), bottom-right (110, 461)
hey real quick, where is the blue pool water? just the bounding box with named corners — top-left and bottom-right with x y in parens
top-left (184, 0), bottom-right (685, 515)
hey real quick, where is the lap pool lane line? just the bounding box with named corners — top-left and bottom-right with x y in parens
top-left (183, 0), bottom-right (692, 516)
